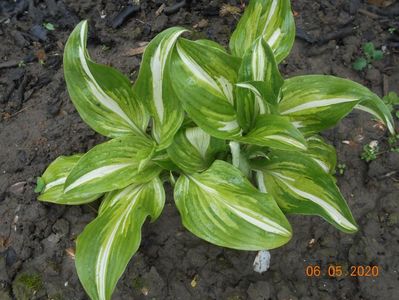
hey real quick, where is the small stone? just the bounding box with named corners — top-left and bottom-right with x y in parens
top-left (5, 247), bottom-right (17, 267)
top-left (8, 182), bottom-right (26, 196)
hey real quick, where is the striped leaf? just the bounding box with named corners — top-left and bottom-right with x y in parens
top-left (38, 155), bottom-right (102, 205)
top-left (238, 115), bottom-right (307, 151)
top-left (252, 152), bottom-right (358, 233)
top-left (229, 141), bottom-right (251, 177)
top-left (167, 127), bottom-right (226, 173)
top-left (64, 135), bottom-right (160, 196)
top-left (76, 178), bottom-right (165, 300)
top-left (236, 38), bottom-right (283, 130)
top-left (306, 136), bottom-right (337, 174)
top-left (64, 21), bottom-right (148, 138)
top-left (230, 0), bottom-right (295, 63)
top-left (174, 160), bottom-right (292, 250)
top-left (194, 39), bottom-right (227, 53)
top-left (170, 38), bottom-right (243, 139)
top-left (279, 75), bottom-right (395, 135)
top-left (133, 27), bottom-right (187, 149)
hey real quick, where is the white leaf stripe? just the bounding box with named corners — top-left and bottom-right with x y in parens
top-left (270, 171), bottom-right (357, 231)
top-left (256, 171), bottom-right (267, 193)
top-left (313, 158), bottom-right (330, 173)
top-left (78, 22), bottom-right (140, 133)
top-left (95, 188), bottom-right (141, 300)
top-left (64, 163), bottom-right (132, 193)
top-left (236, 83), bottom-right (266, 113)
top-left (281, 97), bottom-right (360, 115)
top-left (224, 201), bottom-right (291, 236)
top-left (252, 40), bottom-right (266, 81)
top-left (262, 0), bottom-right (278, 35)
top-left (150, 29), bottom-right (185, 122)
top-left (267, 28), bottom-right (282, 46)
top-left (266, 135), bottom-right (307, 150)
top-left (176, 43), bottom-right (235, 105)
top-left (191, 178), bottom-right (290, 237)
top-left (185, 127), bottom-right (210, 158)
top-left (218, 120), bottom-right (241, 132)
top-left (43, 177), bottom-right (66, 192)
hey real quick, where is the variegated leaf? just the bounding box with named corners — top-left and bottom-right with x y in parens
top-left (306, 136), bottom-right (337, 174)
top-left (64, 21), bottom-right (148, 138)
top-left (194, 39), bottom-right (227, 53)
top-left (167, 127), bottom-right (226, 173)
top-left (170, 38), bottom-right (243, 139)
top-left (230, 0), bottom-right (295, 63)
top-left (38, 155), bottom-right (102, 205)
top-left (236, 38), bottom-right (283, 130)
top-left (64, 135), bottom-right (160, 196)
top-left (229, 141), bottom-right (251, 177)
top-left (174, 160), bottom-right (292, 250)
top-left (76, 178), bottom-right (165, 300)
top-left (253, 152), bottom-right (358, 233)
top-left (151, 151), bottom-right (179, 171)
top-left (238, 115), bottom-right (307, 151)
top-left (279, 75), bottom-right (395, 135)
top-left (133, 27), bottom-right (187, 149)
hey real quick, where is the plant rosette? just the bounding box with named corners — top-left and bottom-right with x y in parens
top-left (36, 1), bottom-right (395, 299)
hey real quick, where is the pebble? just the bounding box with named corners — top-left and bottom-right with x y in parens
top-left (8, 182), bottom-right (26, 196)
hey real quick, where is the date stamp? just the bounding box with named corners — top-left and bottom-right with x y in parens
top-left (305, 265), bottom-right (380, 278)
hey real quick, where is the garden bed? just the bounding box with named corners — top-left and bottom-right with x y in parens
top-left (0, 0), bottom-right (398, 299)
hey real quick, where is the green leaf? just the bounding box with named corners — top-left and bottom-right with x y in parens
top-left (363, 42), bottom-right (375, 57)
top-left (238, 115), bottom-right (307, 151)
top-left (64, 21), bottom-right (149, 138)
top-left (306, 136), bottom-right (337, 174)
top-left (353, 57), bottom-right (367, 71)
top-left (373, 50), bottom-right (383, 61)
top-left (76, 178), bottom-right (165, 300)
top-left (43, 22), bottom-right (55, 31)
top-left (194, 39), bottom-right (227, 53)
top-left (34, 177), bottom-right (45, 193)
top-left (174, 160), bottom-right (292, 250)
top-left (252, 152), bottom-right (358, 233)
top-left (279, 75), bottom-right (395, 135)
top-left (38, 155), bottom-right (102, 205)
top-left (64, 136), bottom-right (160, 196)
top-left (133, 27), bottom-right (187, 149)
top-left (228, 141), bottom-right (251, 177)
top-left (151, 151), bottom-right (179, 171)
top-left (236, 38), bottom-right (283, 130)
top-left (170, 38), bottom-right (242, 139)
top-left (230, 0), bottom-right (295, 63)
top-left (167, 127), bottom-right (226, 173)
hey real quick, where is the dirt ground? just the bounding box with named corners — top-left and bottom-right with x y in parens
top-left (1, 0), bottom-right (399, 299)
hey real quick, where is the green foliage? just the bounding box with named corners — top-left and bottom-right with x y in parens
top-left (12, 272), bottom-right (43, 300)
top-left (36, 1), bottom-right (395, 299)
top-left (337, 163), bottom-right (347, 176)
top-left (361, 141), bottom-right (380, 162)
top-left (383, 91), bottom-right (399, 119)
top-left (388, 134), bottom-right (399, 153)
top-left (43, 22), bottom-right (55, 31)
top-left (353, 42), bottom-right (384, 71)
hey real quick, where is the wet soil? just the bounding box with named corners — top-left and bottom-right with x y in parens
top-left (1, 0), bottom-right (399, 299)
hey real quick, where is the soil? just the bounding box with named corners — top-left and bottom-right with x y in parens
top-left (1, 0), bottom-right (399, 299)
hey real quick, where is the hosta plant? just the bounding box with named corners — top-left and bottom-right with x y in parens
top-left (36, 1), bottom-right (395, 299)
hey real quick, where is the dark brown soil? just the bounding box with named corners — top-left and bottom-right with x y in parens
top-left (1, 1), bottom-right (399, 299)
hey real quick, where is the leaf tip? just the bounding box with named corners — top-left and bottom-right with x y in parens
top-left (34, 177), bottom-right (45, 193)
